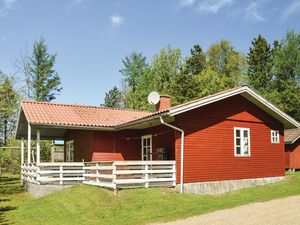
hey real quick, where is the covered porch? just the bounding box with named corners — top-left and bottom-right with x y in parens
top-left (17, 114), bottom-right (176, 190)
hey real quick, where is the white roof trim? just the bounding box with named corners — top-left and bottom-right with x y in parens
top-left (168, 86), bottom-right (300, 129)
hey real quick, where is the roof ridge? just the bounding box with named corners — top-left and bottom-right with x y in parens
top-left (21, 100), bottom-right (152, 113)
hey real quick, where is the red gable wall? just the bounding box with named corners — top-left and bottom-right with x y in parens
top-left (175, 95), bottom-right (285, 183)
top-left (285, 139), bottom-right (300, 169)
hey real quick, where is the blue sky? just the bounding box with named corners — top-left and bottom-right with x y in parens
top-left (0, 0), bottom-right (300, 106)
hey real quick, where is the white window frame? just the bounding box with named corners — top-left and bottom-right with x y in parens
top-left (234, 127), bottom-right (251, 157)
top-left (66, 140), bottom-right (74, 162)
top-left (271, 130), bottom-right (280, 144)
top-left (141, 135), bottom-right (152, 161)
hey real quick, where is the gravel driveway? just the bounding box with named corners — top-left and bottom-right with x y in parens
top-left (153, 195), bottom-right (300, 225)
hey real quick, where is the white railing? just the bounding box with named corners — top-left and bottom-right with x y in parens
top-left (21, 161), bottom-right (176, 190)
top-left (83, 161), bottom-right (176, 189)
top-left (21, 162), bottom-right (85, 185)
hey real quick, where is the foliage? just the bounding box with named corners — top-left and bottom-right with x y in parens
top-left (260, 31), bottom-right (300, 121)
top-left (103, 86), bottom-right (123, 108)
top-left (206, 39), bottom-right (247, 89)
top-left (119, 52), bottom-right (149, 93)
top-left (247, 35), bottom-right (274, 91)
top-left (1, 173), bottom-right (300, 225)
top-left (184, 44), bottom-right (206, 76)
top-left (0, 73), bottom-right (19, 144)
top-left (151, 46), bottom-right (182, 95)
top-left (30, 37), bottom-right (62, 102)
top-left (0, 139), bottom-right (21, 173)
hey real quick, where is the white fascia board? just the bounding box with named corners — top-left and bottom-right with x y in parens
top-left (244, 87), bottom-right (300, 128)
top-left (169, 86), bottom-right (300, 128)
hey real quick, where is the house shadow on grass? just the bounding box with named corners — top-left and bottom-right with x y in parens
top-left (0, 206), bottom-right (17, 225)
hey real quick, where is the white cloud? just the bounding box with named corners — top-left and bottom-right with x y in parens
top-left (198, 0), bottom-right (234, 14)
top-left (282, 0), bottom-right (300, 20)
top-left (246, 1), bottom-right (265, 21)
top-left (111, 14), bottom-right (124, 26)
top-left (179, 0), bottom-right (195, 8)
top-left (0, 0), bottom-right (17, 17)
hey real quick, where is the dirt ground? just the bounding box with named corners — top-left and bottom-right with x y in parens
top-left (154, 195), bottom-right (300, 225)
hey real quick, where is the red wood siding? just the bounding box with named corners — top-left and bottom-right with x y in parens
top-left (93, 130), bottom-right (141, 161)
top-left (175, 95), bottom-right (285, 183)
top-left (65, 130), bottom-right (93, 162)
top-left (285, 139), bottom-right (300, 169)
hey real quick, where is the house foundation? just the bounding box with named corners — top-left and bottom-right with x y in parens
top-left (178, 176), bottom-right (285, 195)
top-left (23, 181), bottom-right (72, 197)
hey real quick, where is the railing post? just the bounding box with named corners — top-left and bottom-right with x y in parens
top-left (172, 162), bottom-right (176, 187)
top-left (60, 165), bottom-right (63, 185)
top-left (96, 163), bottom-right (100, 184)
top-left (36, 129), bottom-right (40, 164)
top-left (145, 163), bottom-right (149, 188)
top-left (27, 123), bottom-right (31, 163)
top-left (112, 162), bottom-right (117, 191)
top-left (36, 165), bottom-right (40, 185)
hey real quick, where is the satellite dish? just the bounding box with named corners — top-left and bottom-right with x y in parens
top-left (148, 91), bottom-right (160, 105)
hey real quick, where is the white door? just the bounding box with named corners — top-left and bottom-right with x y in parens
top-left (141, 135), bottom-right (152, 161)
top-left (66, 140), bottom-right (74, 162)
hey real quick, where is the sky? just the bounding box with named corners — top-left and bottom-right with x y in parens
top-left (0, 0), bottom-right (300, 106)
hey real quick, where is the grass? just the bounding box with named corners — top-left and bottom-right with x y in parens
top-left (1, 172), bottom-right (300, 225)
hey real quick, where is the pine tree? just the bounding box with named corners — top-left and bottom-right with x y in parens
top-left (30, 37), bottom-right (62, 102)
top-left (103, 86), bottom-right (122, 108)
top-left (247, 35), bottom-right (273, 91)
top-left (185, 44), bottom-right (206, 76)
top-left (0, 73), bottom-right (19, 144)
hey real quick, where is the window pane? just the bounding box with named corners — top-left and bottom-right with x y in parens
top-left (236, 138), bottom-right (241, 146)
top-left (244, 138), bottom-right (248, 146)
top-left (236, 146), bottom-right (241, 155)
top-left (236, 130), bottom-right (240, 137)
top-left (243, 146), bottom-right (249, 155)
top-left (243, 130), bottom-right (248, 137)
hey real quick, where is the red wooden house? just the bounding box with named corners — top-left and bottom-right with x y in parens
top-left (16, 86), bottom-right (300, 194)
top-left (285, 128), bottom-right (300, 171)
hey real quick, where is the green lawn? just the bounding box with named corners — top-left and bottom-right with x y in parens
top-left (1, 172), bottom-right (300, 225)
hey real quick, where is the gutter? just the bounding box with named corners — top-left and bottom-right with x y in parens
top-left (159, 117), bottom-right (185, 194)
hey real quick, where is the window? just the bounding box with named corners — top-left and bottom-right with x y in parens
top-left (271, 130), bottom-right (280, 144)
top-left (66, 140), bottom-right (74, 162)
top-left (141, 135), bottom-right (152, 161)
top-left (234, 128), bottom-right (250, 157)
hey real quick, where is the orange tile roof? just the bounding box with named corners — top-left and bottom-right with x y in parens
top-left (21, 101), bottom-right (153, 127)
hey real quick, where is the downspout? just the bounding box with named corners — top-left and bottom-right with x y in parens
top-left (159, 117), bottom-right (185, 194)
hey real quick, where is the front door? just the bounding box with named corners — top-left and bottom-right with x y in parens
top-left (141, 135), bottom-right (152, 161)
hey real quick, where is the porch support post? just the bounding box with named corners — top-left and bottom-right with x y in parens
top-left (21, 137), bottom-right (24, 185)
top-left (36, 129), bottom-right (40, 164)
top-left (27, 123), bottom-right (31, 163)
top-left (21, 137), bottom-right (24, 164)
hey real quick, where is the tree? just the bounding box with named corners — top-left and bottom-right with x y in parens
top-left (30, 37), bottom-right (62, 102)
top-left (0, 73), bottom-right (19, 144)
top-left (103, 86), bottom-right (122, 108)
top-left (151, 46), bottom-right (182, 95)
top-left (271, 31), bottom-right (300, 121)
top-left (119, 52), bottom-right (148, 93)
top-left (247, 35), bottom-right (274, 91)
top-left (184, 44), bottom-right (206, 76)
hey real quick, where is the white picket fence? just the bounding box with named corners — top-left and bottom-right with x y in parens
top-left (21, 161), bottom-right (176, 189)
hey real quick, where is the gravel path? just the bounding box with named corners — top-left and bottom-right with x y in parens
top-left (153, 195), bottom-right (300, 225)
